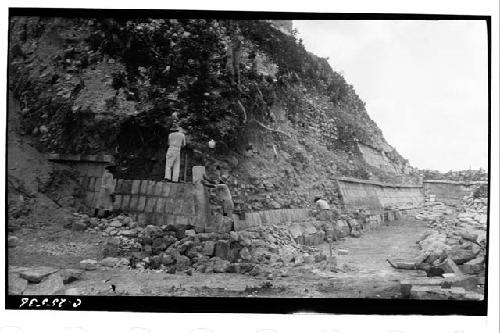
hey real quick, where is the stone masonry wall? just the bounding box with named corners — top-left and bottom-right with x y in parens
top-left (80, 176), bottom-right (210, 231)
top-left (234, 208), bottom-right (310, 231)
top-left (423, 180), bottom-right (486, 205)
top-left (337, 177), bottom-right (424, 212)
top-left (47, 153), bottom-right (114, 178)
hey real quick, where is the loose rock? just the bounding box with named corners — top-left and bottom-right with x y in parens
top-left (79, 259), bottom-right (99, 270)
top-left (8, 273), bottom-right (28, 294)
top-left (8, 235), bottom-right (20, 248)
top-left (20, 266), bottom-right (59, 283)
top-left (24, 273), bottom-right (64, 295)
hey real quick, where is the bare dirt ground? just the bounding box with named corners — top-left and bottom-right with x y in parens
top-left (8, 216), bottom-right (428, 298)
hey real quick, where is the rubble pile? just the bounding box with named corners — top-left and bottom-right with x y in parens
top-left (415, 198), bottom-right (487, 271)
top-left (70, 213), bottom-right (339, 277)
top-left (288, 217), bottom-right (356, 246)
top-left (401, 197), bottom-right (488, 299)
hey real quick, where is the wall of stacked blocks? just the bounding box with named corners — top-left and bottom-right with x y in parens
top-left (80, 174), bottom-right (425, 234)
top-left (50, 154), bottom-right (434, 234)
top-left (336, 177), bottom-right (424, 211)
top-left (423, 180), bottom-right (483, 205)
top-left (80, 176), bottom-right (210, 230)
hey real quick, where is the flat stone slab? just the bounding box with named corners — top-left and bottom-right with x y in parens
top-left (411, 285), bottom-right (467, 300)
top-left (19, 266), bottom-right (59, 283)
top-left (119, 229), bottom-right (139, 237)
top-left (100, 257), bottom-right (120, 267)
top-left (65, 288), bottom-right (81, 295)
top-left (8, 273), bottom-right (28, 295)
top-left (400, 274), bottom-right (482, 298)
top-left (409, 285), bottom-right (484, 301)
top-left (80, 259), bottom-right (99, 270)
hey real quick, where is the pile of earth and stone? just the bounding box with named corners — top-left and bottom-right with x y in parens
top-left (397, 196), bottom-right (487, 300)
top-left (68, 213), bottom-right (346, 278)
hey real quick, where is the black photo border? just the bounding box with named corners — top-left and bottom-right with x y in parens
top-left (4, 7), bottom-right (492, 316)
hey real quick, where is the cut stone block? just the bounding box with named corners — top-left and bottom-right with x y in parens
top-left (162, 182), bottom-right (171, 197)
top-left (113, 195), bottom-right (122, 210)
top-left (192, 166), bottom-right (206, 183)
top-left (129, 196), bottom-right (139, 211)
top-left (121, 195), bottom-right (131, 210)
top-left (131, 180), bottom-right (141, 194)
top-left (137, 196), bottom-right (147, 211)
top-left (164, 198), bottom-right (175, 214)
top-left (79, 259), bottom-right (98, 270)
top-left (156, 198), bottom-right (166, 214)
top-left (448, 248), bottom-right (478, 265)
top-left (145, 197), bottom-right (157, 213)
top-left (175, 215), bottom-right (189, 226)
top-left (436, 258), bottom-right (462, 275)
top-left (154, 182), bottom-right (163, 196)
top-left (140, 180), bottom-right (148, 194)
top-left (462, 256), bottom-right (485, 274)
top-left (215, 240), bottom-right (230, 260)
top-left (147, 180), bottom-right (156, 195)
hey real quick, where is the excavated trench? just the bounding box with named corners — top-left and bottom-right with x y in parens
top-left (9, 211), bottom-right (431, 298)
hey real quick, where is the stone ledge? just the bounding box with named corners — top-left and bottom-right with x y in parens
top-left (47, 153), bottom-right (115, 163)
top-left (423, 180), bottom-right (488, 186)
top-left (336, 177), bottom-right (422, 188)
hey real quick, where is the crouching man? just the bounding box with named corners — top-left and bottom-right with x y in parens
top-left (202, 173), bottom-right (234, 217)
top-left (314, 196), bottom-right (341, 242)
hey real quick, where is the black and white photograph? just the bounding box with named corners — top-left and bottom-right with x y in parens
top-left (4, 7), bottom-right (494, 319)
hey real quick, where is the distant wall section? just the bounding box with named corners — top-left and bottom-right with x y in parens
top-left (337, 177), bottom-right (424, 212)
top-left (423, 180), bottom-right (487, 205)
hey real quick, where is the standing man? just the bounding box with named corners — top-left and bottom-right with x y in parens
top-left (165, 124), bottom-right (186, 182)
top-left (95, 165), bottom-right (116, 218)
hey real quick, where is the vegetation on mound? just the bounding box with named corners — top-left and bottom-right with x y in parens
top-left (9, 17), bottom-right (410, 184)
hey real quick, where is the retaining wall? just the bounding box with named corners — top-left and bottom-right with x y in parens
top-left (423, 180), bottom-right (486, 205)
top-left (48, 153), bottom-right (114, 178)
top-left (234, 208), bottom-right (310, 231)
top-left (336, 177), bottom-right (424, 211)
top-left (80, 176), bottom-right (210, 231)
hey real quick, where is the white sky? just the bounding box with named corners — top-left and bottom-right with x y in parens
top-left (294, 20), bottom-right (488, 172)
